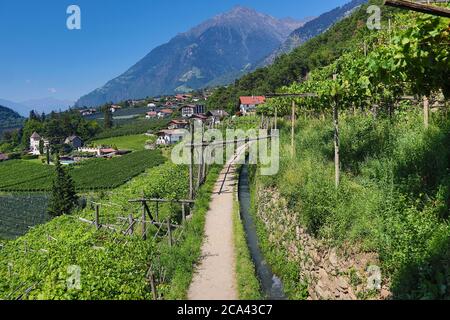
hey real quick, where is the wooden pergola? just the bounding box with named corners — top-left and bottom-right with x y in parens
top-left (384, 0), bottom-right (450, 18)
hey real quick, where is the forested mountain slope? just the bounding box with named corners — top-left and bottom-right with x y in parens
top-left (0, 105), bottom-right (25, 130)
top-left (207, 0), bottom-right (391, 112)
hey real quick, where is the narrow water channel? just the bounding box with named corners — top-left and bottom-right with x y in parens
top-left (238, 162), bottom-right (287, 300)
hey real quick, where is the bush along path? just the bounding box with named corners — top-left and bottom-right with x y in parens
top-left (188, 145), bottom-right (248, 300)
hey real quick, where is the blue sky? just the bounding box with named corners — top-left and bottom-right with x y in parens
top-left (0, 0), bottom-right (350, 103)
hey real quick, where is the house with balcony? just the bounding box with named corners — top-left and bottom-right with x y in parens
top-left (180, 104), bottom-right (205, 118)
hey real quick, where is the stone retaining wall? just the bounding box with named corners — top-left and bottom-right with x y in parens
top-left (256, 185), bottom-right (391, 300)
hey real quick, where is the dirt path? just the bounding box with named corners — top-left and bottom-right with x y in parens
top-left (188, 146), bottom-right (246, 300)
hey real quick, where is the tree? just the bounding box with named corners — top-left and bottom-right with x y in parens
top-left (39, 139), bottom-right (44, 155)
top-left (29, 110), bottom-right (39, 121)
top-left (103, 105), bottom-right (113, 129)
top-left (48, 157), bottom-right (78, 216)
top-left (46, 147), bottom-right (50, 165)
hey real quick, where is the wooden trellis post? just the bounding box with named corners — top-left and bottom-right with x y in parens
top-left (274, 106), bottom-right (278, 130)
top-left (291, 100), bottom-right (296, 157)
top-left (333, 74), bottom-right (340, 188)
top-left (94, 205), bottom-right (100, 230)
top-left (423, 95), bottom-right (430, 129)
top-left (167, 219), bottom-right (173, 247)
top-left (197, 123), bottom-right (204, 190)
top-left (189, 121), bottom-right (194, 200)
top-left (266, 92), bottom-right (319, 158)
top-left (142, 192), bottom-right (147, 240)
top-left (147, 269), bottom-right (158, 300)
top-left (181, 203), bottom-right (186, 222)
top-left (128, 214), bottom-right (134, 235)
top-left (202, 123), bottom-right (207, 184)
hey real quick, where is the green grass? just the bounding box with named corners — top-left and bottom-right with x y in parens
top-left (256, 109), bottom-right (450, 300)
top-left (92, 134), bottom-right (152, 151)
top-left (232, 177), bottom-right (262, 300)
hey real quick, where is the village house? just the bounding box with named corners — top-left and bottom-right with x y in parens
top-left (158, 109), bottom-right (174, 118)
top-left (131, 100), bottom-right (146, 107)
top-left (156, 129), bottom-right (187, 145)
top-left (239, 96), bottom-right (266, 116)
top-left (168, 119), bottom-right (189, 130)
top-left (180, 105), bottom-right (205, 118)
top-left (29, 132), bottom-right (50, 155)
top-left (147, 102), bottom-right (157, 108)
top-left (64, 135), bottom-right (84, 148)
top-left (165, 101), bottom-right (176, 108)
top-left (175, 94), bottom-right (192, 102)
top-left (110, 105), bottom-right (122, 113)
top-left (146, 111), bottom-right (158, 119)
top-left (79, 108), bottom-right (96, 116)
top-left (190, 114), bottom-right (208, 125)
top-left (206, 109), bottom-right (229, 125)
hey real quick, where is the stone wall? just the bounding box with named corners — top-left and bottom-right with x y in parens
top-left (256, 185), bottom-right (391, 300)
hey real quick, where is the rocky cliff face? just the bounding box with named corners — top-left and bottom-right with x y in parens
top-left (76, 6), bottom-right (305, 107)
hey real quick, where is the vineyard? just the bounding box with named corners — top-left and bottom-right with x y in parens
top-left (0, 139), bottom-right (225, 300)
top-left (249, 4), bottom-right (450, 300)
top-left (0, 0), bottom-right (448, 301)
top-left (0, 194), bottom-right (50, 240)
top-left (0, 150), bottom-right (166, 192)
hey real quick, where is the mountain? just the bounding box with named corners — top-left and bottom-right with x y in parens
top-left (20, 97), bottom-right (74, 114)
top-left (261, 0), bottom-right (367, 66)
top-left (206, 0), bottom-right (375, 112)
top-left (76, 6), bottom-right (306, 107)
top-left (0, 99), bottom-right (30, 117)
top-left (0, 97), bottom-right (73, 117)
top-left (0, 105), bottom-right (25, 129)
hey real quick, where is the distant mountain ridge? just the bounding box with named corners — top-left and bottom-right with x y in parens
top-left (76, 6), bottom-right (307, 107)
top-left (20, 97), bottom-right (74, 114)
top-left (261, 0), bottom-right (368, 66)
top-left (0, 99), bottom-right (30, 117)
top-left (0, 105), bottom-right (25, 130)
top-left (0, 98), bottom-right (73, 117)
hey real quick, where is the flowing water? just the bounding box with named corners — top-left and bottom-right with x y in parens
top-left (238, 162), bottom-right (286, 300)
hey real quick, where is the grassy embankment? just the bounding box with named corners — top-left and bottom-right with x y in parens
top-left (251, 108), bottom-right (450, 300)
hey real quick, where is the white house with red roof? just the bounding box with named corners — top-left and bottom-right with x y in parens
top-left (158, 109), bottom-right (174, 118)
top-left (239, 96), bottom-right (266, 115)
top-left (146, 111), bottom-right (158, 119)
